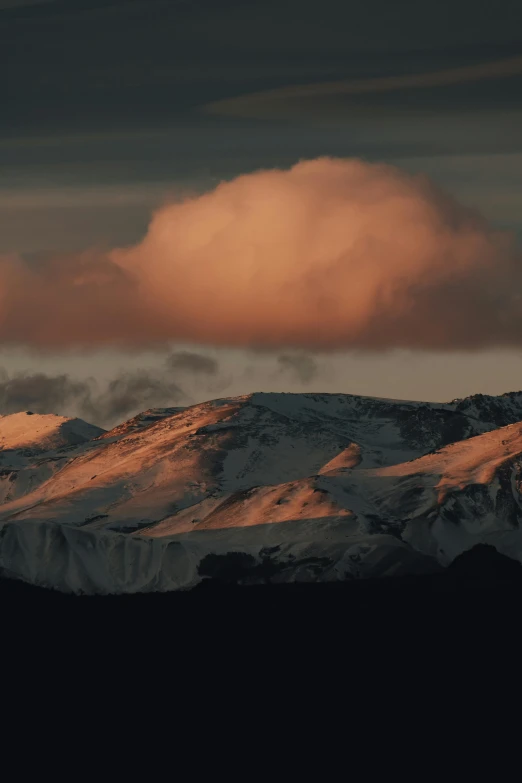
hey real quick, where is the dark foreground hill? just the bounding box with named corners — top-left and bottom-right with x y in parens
top-left (4, 545), bottom-right (520, 689)
top-left (3, 544), bottom-right (521, 611)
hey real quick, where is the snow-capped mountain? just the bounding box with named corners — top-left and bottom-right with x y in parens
top-left (0, 411), bottom-right (104, 452)
top-left (0, 412), bottom-right (105, 505)
top-left (2, 391), bottom-right (522, 594)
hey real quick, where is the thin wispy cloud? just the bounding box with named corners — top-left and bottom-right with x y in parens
top-left (203, 55), bottom-right (522, 119)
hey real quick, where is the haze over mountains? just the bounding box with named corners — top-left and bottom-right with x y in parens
top-left (2, 389), bottom-right (522, 593)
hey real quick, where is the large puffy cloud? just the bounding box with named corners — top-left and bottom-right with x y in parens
top-left (1, 157), bottom-right (522, 351)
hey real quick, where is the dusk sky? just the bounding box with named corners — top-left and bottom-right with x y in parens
top-left (1, 0), bottom-right (522, 426)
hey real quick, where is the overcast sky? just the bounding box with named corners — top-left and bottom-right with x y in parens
top-left (1, 0), bottom-right (522, 422)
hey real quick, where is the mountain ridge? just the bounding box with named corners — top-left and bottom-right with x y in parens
top-left (2, 389), bottom-right (522, 593)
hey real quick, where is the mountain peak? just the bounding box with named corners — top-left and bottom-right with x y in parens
top-left (0, 411), bottom-right (104, 452)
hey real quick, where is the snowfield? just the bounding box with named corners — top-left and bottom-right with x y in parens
top-left (2, 391), bottom-right (522, 593)
top-left (0, 411), bottom-right (103, 451)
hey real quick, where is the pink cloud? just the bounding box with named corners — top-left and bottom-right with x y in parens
top-left (1, 157), bottom-right (521, 351)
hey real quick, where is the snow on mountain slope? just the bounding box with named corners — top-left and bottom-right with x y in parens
top-left (0, 411), bottom-right (104, 452)
top-left (452, 391), bottom-right (522, 428)
top-left (0, 412), bottom-right (106, 506)
top-left (314, 421), bottom-right (522, 566)
top-left (2, 391), bottom-right (522, 594)
top-left (373, 420), bottom-right (522, 501)
top-left (0, 390), bottom-right (495, 529)
top-left (96, 407), bottom-right (187, 440)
